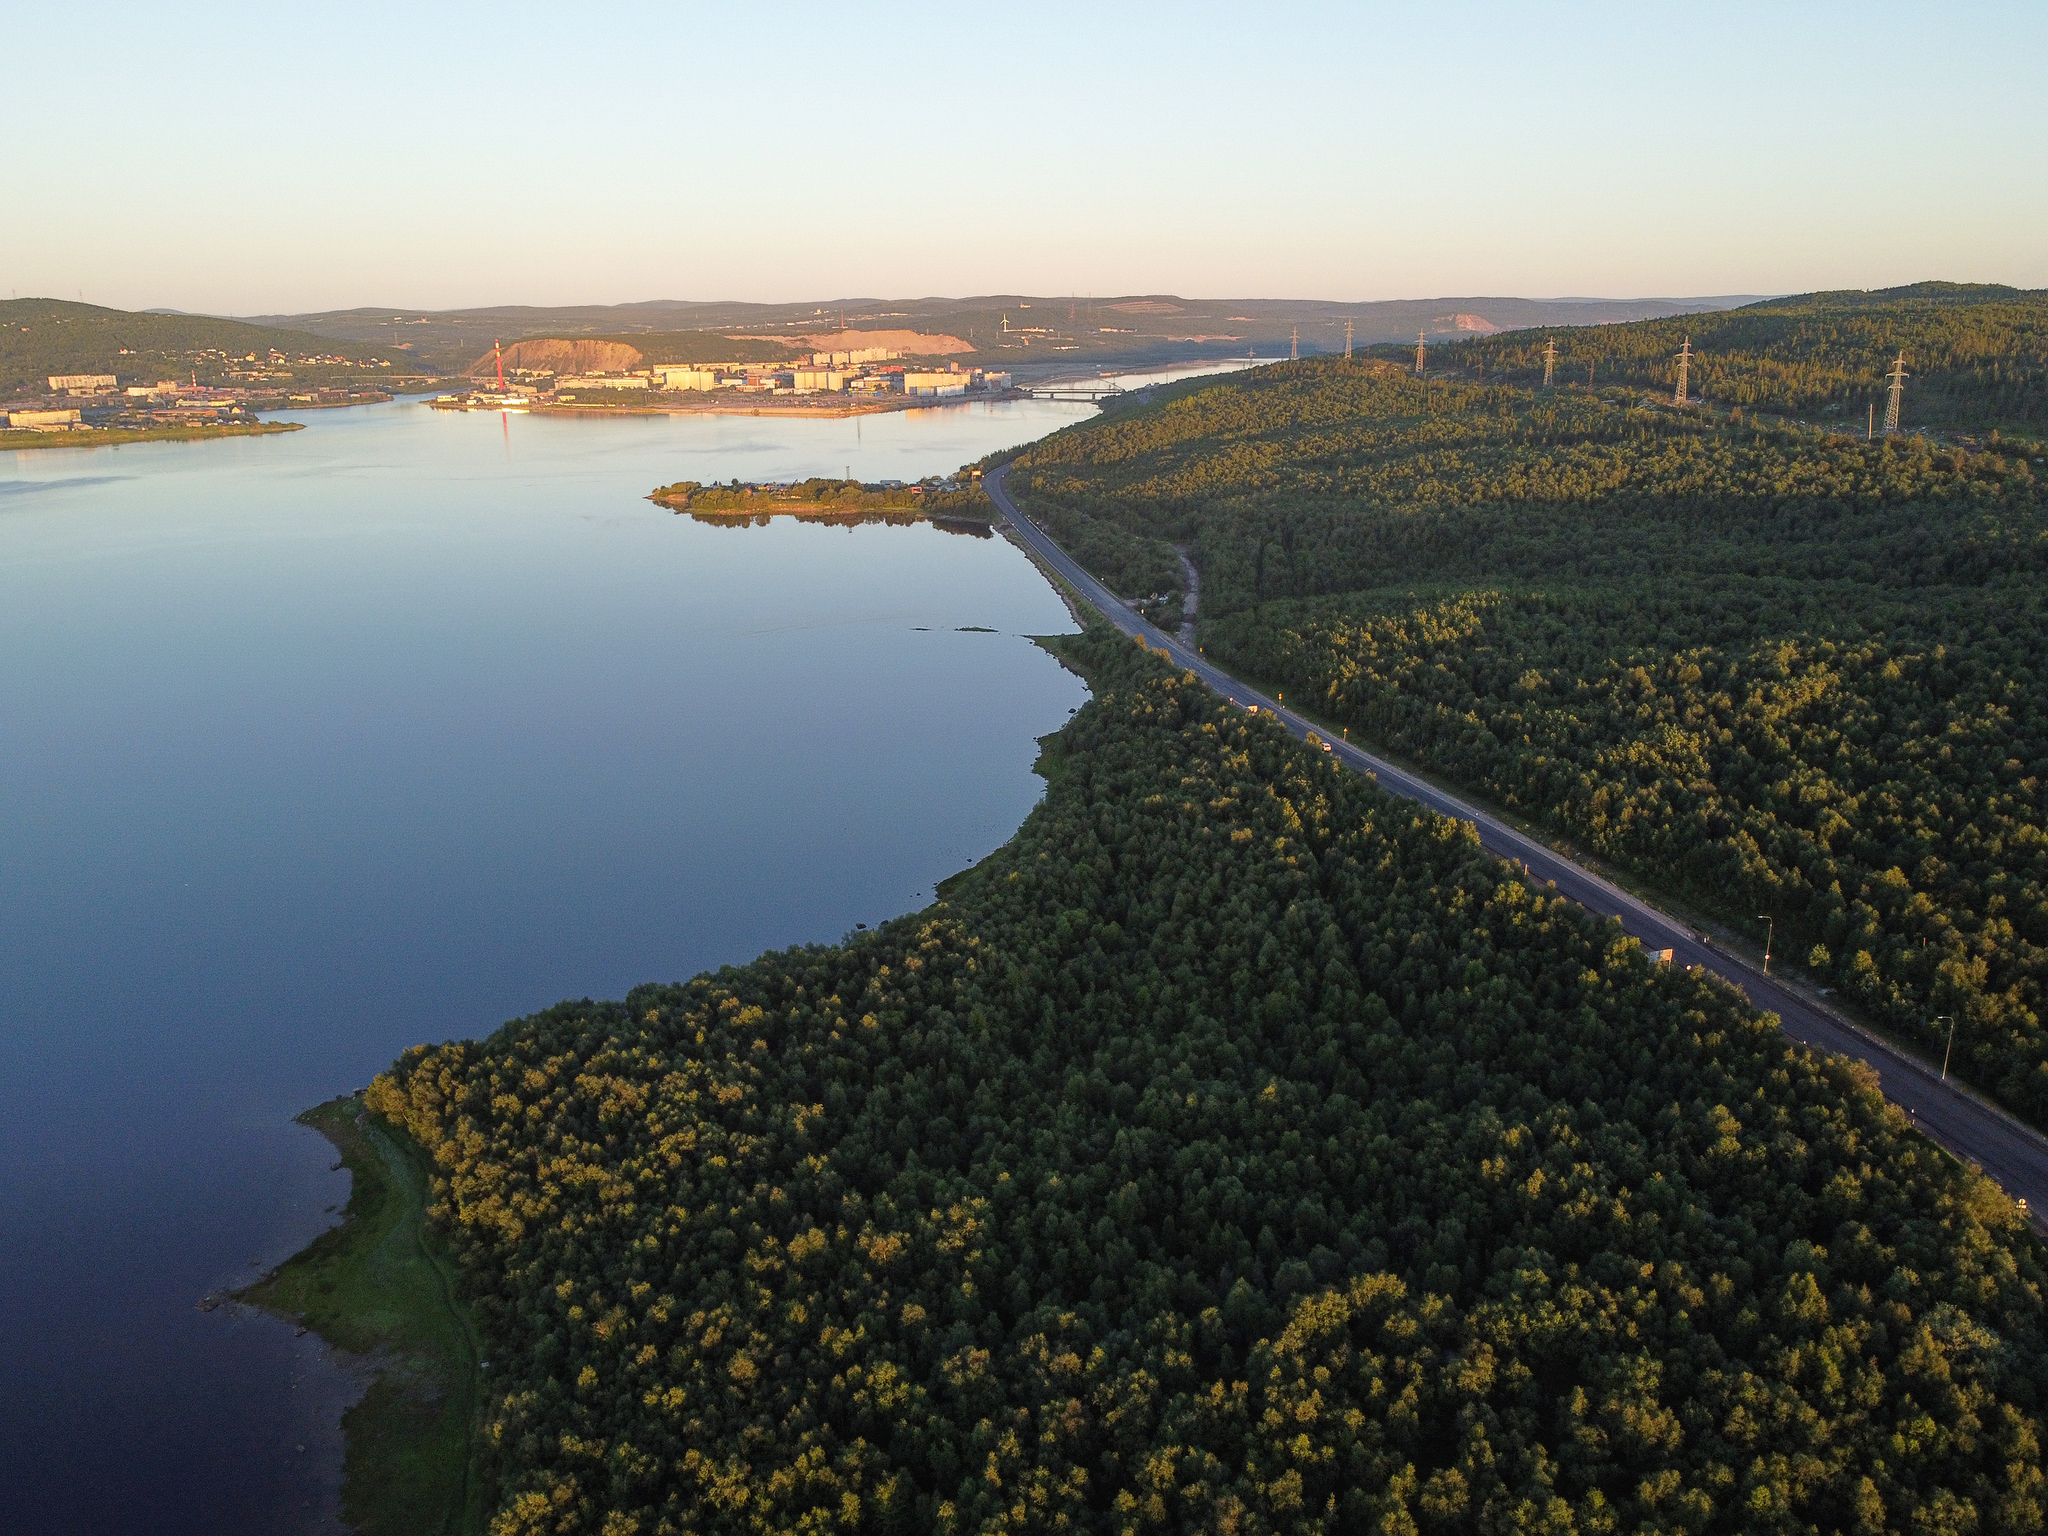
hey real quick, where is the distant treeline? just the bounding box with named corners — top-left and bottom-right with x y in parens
top-left (1369, 283), bottom-right (2048, 438)
top-left (1007, 334), bottom-right (2048, 1131)
top-left (371, 628), bottom-right (2048, 1536)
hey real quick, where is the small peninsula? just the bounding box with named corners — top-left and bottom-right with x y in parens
top-left (2, 419), bottom-right (304, 451)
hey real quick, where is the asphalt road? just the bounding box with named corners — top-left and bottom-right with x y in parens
top-left (986, 466), bottom-right (2048, 1228)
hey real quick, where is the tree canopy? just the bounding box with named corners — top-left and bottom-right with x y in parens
top-left (371, 631), bottom-right (2048, 1536)
top-left (1005, 346), bottom-right (2048, 1132)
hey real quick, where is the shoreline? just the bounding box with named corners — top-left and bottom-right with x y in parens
top-left (1, 420), bottom-right (305, 452)
top-left (238, 1097), bottom-right (485, 1536)
top-left (1018, 354), bottom-right (1276, 390)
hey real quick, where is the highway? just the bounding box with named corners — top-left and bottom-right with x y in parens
top-left (986, 466), bottom-right (2048, 1229)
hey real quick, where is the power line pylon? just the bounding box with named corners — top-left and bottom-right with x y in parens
top-left (1344, 318), bottom-right (1354, 359)
top-left (1414, 329), bottom-right (1426, 378)
top-left (1290, 326), bottom-right (1299, 361)
top-left (1543, 338), bottom-right (1556, 387)
top-left (1883, 353), bottom-right (1908, 433)
top-left (1673, 336), bottom-right (1693, 406)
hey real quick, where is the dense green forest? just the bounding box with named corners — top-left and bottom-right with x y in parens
top-left (0, 297), bottom-right (408, 392)
top-left (1004, 354), bottom-right (2048, 1130)
top-left (1369, 285), bottom-right (2048, 439)
top-left (370, 630), bottom-right (2044, 1534)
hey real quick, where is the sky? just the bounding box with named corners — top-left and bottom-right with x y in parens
top-left (5, 0), bottom-right (2044, 314)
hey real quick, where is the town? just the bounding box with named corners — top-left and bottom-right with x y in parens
top-left (5, 355), bottom-right (401, 437)
top-left (435, 341), bottom-right (1014, 414)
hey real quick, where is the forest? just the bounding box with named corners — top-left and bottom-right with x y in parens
top-left (1369, 284), bottom-right (2048, 439)
top-left (370, 629), bottom-right (2046, 1534)
top-left (1002, 346), bottom-right (2048, 1132)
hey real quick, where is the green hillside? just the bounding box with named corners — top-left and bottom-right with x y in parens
top-left (1006, 353), bottom-right (2048, 1132)
top-left (1378, 283), bottom-right (2048, 439)
top-left (0, 298), bottom-right (427, 394)
top-left (367, 628), bottom-right (2047, 1536)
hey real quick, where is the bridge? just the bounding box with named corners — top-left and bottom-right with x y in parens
top-left (1024, 383), bottom-right (1128, 402)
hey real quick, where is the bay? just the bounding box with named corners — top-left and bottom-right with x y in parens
top-left (0, 363), bottom-right (1252, 1535)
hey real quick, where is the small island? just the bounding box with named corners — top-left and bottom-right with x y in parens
top-left (649, 475), bottom-right (998, 533)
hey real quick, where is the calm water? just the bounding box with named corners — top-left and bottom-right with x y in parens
top-left (0, 364), bottom-right (1256, 1535)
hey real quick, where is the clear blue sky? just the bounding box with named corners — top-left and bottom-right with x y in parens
top-left (7, 0), bottom-right (2043, 313)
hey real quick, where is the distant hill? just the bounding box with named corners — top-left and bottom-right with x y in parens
top-left (1384, 282), bottom-right (2048, 437)
top-left (0, 298), bottom-right (429, 396)
top-left (247, 293), bottom-right (1767, 376)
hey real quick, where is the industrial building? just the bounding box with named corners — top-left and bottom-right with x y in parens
top-left (524, 352), bottom-right (1014, 407)
top-left (902, 370), bottom-right (971, 398)
top-left (654, 366), bottom-right (722, 391)
top-left (808, 347), bottom-right (896, 367)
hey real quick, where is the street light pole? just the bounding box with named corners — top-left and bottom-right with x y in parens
top-left (1757, 915), bottom-right (1774, 975)
top-left (1939, 1015), bottom-right (1956, 1081)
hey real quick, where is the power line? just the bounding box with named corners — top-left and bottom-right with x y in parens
top-left (1290, 326), bottom-right (1299, 361)
top-left (1884, 352), bottom-right (1908, 434)
top-left (1673, 336), bottom-right (1692, 406)
top-left (1543, 337), bottom-right (1556, 388)
top-left (1414, 329), bottom-right (1426, 378)
top-left (1344, 318), bottom-right (1354, 359)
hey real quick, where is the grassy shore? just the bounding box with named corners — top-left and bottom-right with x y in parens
top-left (0, 421), bottom-right (304, 451)
top-left (240, 1097), bottom-right (485, 1536)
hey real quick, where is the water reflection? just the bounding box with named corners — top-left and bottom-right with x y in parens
top-left (4, 374), bottom-right (1267, 1534)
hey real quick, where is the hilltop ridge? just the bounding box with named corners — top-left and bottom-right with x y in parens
top-left (237, 292), bottom-right (1767, 375)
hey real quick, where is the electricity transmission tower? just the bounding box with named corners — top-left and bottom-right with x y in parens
top-left (1543, 338), bottom-right (1556, 387)
top-left (1883, 353), bottom-right (1908, 433)
top-left (1414, 329), bottom-right (1426, 378)
top-left (1344, 318), bottom-right (1354, 358)
top-left (1290, 326), bottom-right (1299, 361)
top-left (1673, 336), bottom-right (1693, 406)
